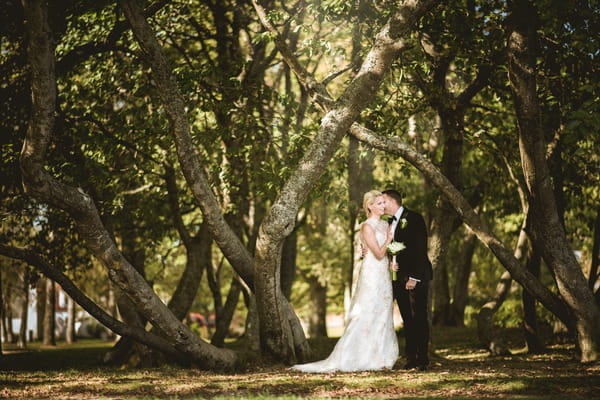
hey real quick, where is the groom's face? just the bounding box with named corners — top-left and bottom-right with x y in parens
top-left (383, 194), bottom-right (399, 215)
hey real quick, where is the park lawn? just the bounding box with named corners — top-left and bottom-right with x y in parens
top-left (0, 327), bottom-right (598, 399)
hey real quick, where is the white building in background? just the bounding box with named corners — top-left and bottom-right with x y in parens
top-left (2, 283), bottom-right (105, 343)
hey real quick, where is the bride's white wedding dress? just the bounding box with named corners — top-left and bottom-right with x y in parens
top-left (292, 218), bottom-right (398, 373)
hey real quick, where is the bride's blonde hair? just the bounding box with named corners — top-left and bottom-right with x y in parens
top-left (363, 190), bottom-right (383, 216)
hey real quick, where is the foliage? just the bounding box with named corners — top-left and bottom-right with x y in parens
top-left (1, 0), bottom-right (598, 361)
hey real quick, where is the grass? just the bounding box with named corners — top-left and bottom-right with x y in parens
top-left (1, 327), bottom-right (599, 399)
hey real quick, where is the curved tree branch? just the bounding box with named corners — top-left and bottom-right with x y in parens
top-left (0, 243), bottom-right (184, 361)
top-left (348, 122), bottom-right (573, 327)
top-left (20, 0), bottom-right (236, 370)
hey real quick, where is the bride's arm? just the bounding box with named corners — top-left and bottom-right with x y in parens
top-left (361, 224), bottom-right (392, 260)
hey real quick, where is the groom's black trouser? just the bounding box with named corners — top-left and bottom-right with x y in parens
top-left (394, 279), bottom-right (430, 366)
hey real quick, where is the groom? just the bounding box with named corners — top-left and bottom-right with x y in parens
top-left (382, 189), bottom-right (433, 371)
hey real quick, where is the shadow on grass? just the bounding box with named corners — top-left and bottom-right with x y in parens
top-left (1, 327), bottom-right (599, 399)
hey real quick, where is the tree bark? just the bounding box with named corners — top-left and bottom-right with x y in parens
top-left (447, 228), bottom-right (477, 326)
top-left (20, 0), bottom-right (236, 370)
top-left (2, 300), bottom-right (14, 344)
top-left (66, 294), bottom-right (76, 344)
top-left (165, 166), bottom-right (208, 321)
top-left (590, 210), bottom-right (600, 297)
top-left (43, 277), bottom-right (55, 346)
top-left (281, 232), bottom-right (297, 301)
top-left (0, 266), bottom-right (3, 353)
top-left (36, 278), bottom-right (45, 341)
top-left (307, 275), bottom-right (327, 338)
top-left (17, 268), bottom-right (29, 349)
top-left (211, 278), bottom-right (242, 347)
top-left (523, 245), bottom-right (544, 353)
top-left (507, 0), bottom-right (600, 361)
top-left (477, 224), bottom-right (529, 355)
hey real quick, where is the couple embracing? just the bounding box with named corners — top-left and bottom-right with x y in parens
top-left (292, 189), bottom-right (433, 373)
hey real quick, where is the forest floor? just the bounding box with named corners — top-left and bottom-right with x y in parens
top-left (0, 326), bottom-right (598, 399)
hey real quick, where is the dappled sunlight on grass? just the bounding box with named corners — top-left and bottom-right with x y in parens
top-left (1, 328), bottom-right (599, 399)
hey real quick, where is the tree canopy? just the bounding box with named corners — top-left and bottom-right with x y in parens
top-left (1, 0), bottom-right (598, 369)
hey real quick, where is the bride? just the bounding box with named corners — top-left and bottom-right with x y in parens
top-left (292, 190), bottom-right (398, 373)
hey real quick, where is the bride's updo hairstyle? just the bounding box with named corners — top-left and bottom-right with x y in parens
top-left (363, 190), bottom-right (383, 217)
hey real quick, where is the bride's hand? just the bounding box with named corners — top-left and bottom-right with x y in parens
top-left (386, 225), bottom-right (394, 244)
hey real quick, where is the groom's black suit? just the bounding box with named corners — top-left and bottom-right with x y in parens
top-left (390, 207), bottom-right (433, 369)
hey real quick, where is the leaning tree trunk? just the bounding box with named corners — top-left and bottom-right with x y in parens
top-left (345, 1), bottom-right (375, 309)
top-left (0, 243), bottom-right (186, 361)
top-left (507, 0), bottom-right (600, 361)
top-left (17, 268), bottom-right (29, 349)
top-left (21, 0), bottom-right (236, 370)
top-left (252, 0), bottom-right (439, 363)
top-left (348, 122), bottom-right (573, 337)
top-left (43, 277), bottom-right (55, 346)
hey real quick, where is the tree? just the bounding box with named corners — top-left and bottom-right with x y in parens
top-left (506, 0), bottom-right (600, 361)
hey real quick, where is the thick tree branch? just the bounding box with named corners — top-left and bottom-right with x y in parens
top-left (20, 0), bottom-right (236, 370)
top-left (348, 123), bottom-right (573, 327)
top-left (0, 243), bottom-right (184, 361)
top-left (119, 0), bottom-right (255, 289)
top-left (250, 0), bottom-right (440, 362)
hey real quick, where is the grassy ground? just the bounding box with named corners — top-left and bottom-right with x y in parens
top-left (1, 327), bottom-right (598, 399)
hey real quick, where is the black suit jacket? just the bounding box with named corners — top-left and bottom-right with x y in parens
top-left (392, 208), bottom-right (433, 282)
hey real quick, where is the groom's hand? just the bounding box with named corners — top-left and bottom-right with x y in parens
top-left (405, 278), bottom-right (417, 290)
top-left (361, 244), bottom-right (368, 258)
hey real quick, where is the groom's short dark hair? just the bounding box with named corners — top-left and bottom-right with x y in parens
top-left (382, 189), bottom-right (403, 206)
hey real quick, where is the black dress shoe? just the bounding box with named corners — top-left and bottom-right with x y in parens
top-left (417, 364), bottom-right (428, 371)
top-left (403, 362), bottom-right (418, 370)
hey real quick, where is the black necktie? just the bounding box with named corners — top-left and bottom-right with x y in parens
top-left (388, 216), bottom-right (396, 224)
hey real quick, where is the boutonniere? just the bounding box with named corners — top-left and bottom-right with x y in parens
top-left (400, 218), bottom-right (408, 229)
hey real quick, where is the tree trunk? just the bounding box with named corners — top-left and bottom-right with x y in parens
top-left (418, 37), bottom-right (493, 326)
top-left (252, 0), bottom-right (437, 363)
top-left (106, 287), bottom-right (117, 340)
top-left (346, 136), bottom-right (374, 308)
top-left (349, 121), bottom-right (573, 335)
top-left (508, 0), bottom-right (600, 361)
top-left (43, 277), bottom-right (55, 346)
top-left (590, 210), bottom-right (600, 297)
top-left (65, 294), bottom-right (76, 344)
top-left (20, 0), bottom-right (236, 369)
top-left (281, 231), bottom-right (297, 301)
top-left (0, 243), bottom-right (187, 361)
top-left (447, 228), bottom-right (477, 326)
top-left (477, 225), bottom-right (528, 354)
top-left (211, 278), bottom-right (242, 347)
top-left (3, 301), bottom-right (14, 344)
top-left (307, 275), bottom-right (328, 338)
top-left (523, 246), bottom-right (544, 353)
top-left (0, 266), bottom-right (3, 353)
top-left (430, 202), bottom-right (459, 325)
top-left (17, 268), bottom-right (29, 348)
top-left (36, 278), bottom-right (45, 341)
